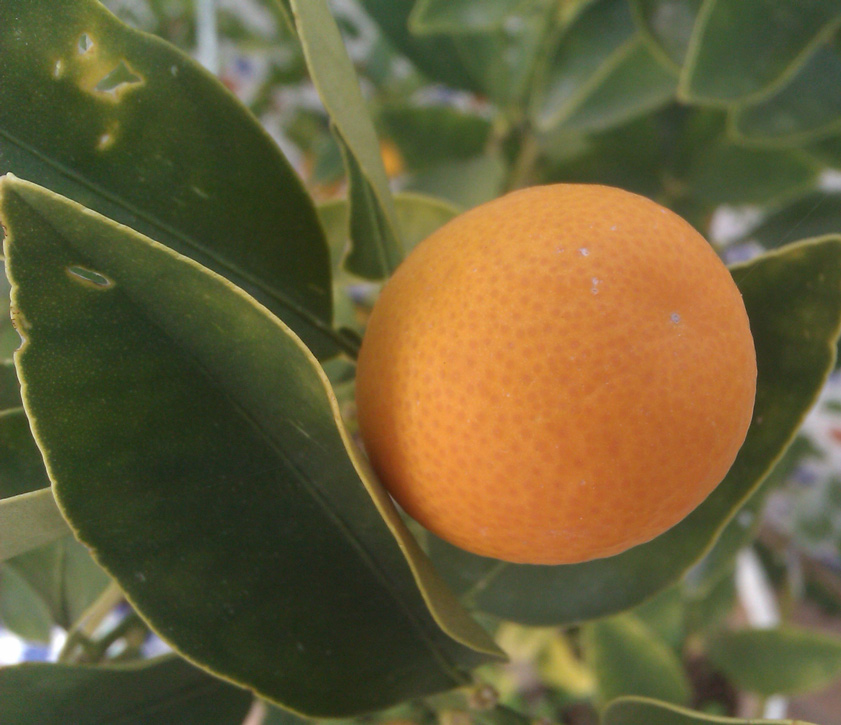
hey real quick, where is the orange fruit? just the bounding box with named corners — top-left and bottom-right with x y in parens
top-left (354, 184), bottom-right (756, 565)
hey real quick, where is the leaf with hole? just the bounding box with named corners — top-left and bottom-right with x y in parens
top-left (428, 236), bottom-right (841, 624)
top-left (0, 176), bottom-right (503, 716)
top-left (0, 0), bottom-right (337, 357)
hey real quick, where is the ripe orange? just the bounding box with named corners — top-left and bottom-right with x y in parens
top-left (354, 184), bottom-right (756, 565)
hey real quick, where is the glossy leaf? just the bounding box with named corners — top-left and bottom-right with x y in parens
top-left (409, 0), bottom-right (543, 35)
top-left (630, 0), bottom-right (702, 69)
top-left (731, 40), bottom-right (841, 144)
top-left (0, 656), bottom-right (253, 725)
top-left (0, 177), bottom-right (502, 716)
top-left (602, 695), bottom-right (818, 725)
top-left (688, 144), bottom-right (820, 207)
top-left (0, 489), bottom-right (69, 562)
top-left (584, 614), bottom-right (691, 705)
top-left (532, 0), bottom-right (675, 132)
top-left (679, 0), bottom-right (841, 104)
top-left (379, 105), bottom-right (492, 171)
top-left (708, 625), bottom-right (841, 696)
top-left (0, 0), bottom-right (336, 358)
top-left (429, 237), bottom-right (841, 624)
top-left (290, 0), bottom-right (404, 280)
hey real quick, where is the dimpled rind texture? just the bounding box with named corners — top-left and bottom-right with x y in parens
top-left (354, 184), bottom-right (757, 565)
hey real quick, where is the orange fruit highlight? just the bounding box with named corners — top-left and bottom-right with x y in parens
top-left (355, 184), bottom-right (756, 565)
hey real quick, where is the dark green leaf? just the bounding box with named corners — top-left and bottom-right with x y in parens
top-left (429, 237), bottom-right (841, 624)
top-left (0, 0), bottom-right (336, 357)
top-left (708, 625), bottom-right (841, 696)
top-left (679, 0), bottom-right (841, 104)
top-left (584, 614), bottom-right (691, 705)
top-left (731, 39), bottom-right (841, 144)
top-left (0, 361), bottom-right (22, 410)
top-left (0, 177), bottom-right (502, 716)
top-left (409, 0), bottom-right (544, 35)
top-left (0, 489), bottom-right (69, 562)
top-left (688, 144), bottom-right (820, 207)
top-left (630, 0), bottom-right (703, 69)
top-left (603, 695), bottom-right (817, 725)
top-left (379, 105), bottom-right (492, 171)
top-left (290, 0), bottom-right (404, 280)
top-left (532, 0), bottom-right (675, 132)
top-left (0, 408), bottom-right (50, 499)
top-left (0, 656), bottom-right (253, 725)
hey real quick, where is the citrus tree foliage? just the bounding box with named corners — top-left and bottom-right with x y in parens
top-left (1, 0), bottom-right (841, 723)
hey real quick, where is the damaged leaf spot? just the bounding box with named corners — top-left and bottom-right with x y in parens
top-left (67, 266), bottom-right (114, 290)
top-left (94, 60), bottom-right (143, 97)
top-left (78, 33), bottom-right (94, 54)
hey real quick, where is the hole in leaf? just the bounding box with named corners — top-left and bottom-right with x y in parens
top-left (78, 33), bottom-right (94, 54)
top-left (95, 61), bottom-right (143, 95)
top-left (67, 266), bottom-right (114, 289)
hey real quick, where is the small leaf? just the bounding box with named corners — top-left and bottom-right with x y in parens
top-left (602, 695), bottom-right (818, 725)
top-left (679, 0), bottom-right (841, 104)
top-left (0, 0), bottom-right (336, 357)
top-left (0, 177), bottom-right (502, 716)
top-left (290, 0), bottom-right (404, 280)
top-left (0, 655), bottom-right (254, 725)
top-left (0, 489), bottom-right (70, 562)
top-left (630, 0), bottom-right (703, 69)
top-left (429, 237), bottom-right (841, 624)
top-left (409, 0), bottom-right (544, 35)
top-left (731, 39), bottom-right (841, 144)
top-left (708, 625), bottom-right (841, 696)
top-left (584, 614), bottom-right (691, 705)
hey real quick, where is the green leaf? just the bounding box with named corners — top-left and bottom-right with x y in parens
top-left (4, 535), bottom-right (111, 631)
top-left (409, 0), bottom-right (544, 35)
top-left (0, 489), bottom-right (69, 562)
top-left (319, 192), bottom-right (461, 269)
top-left (429, 236), bottom-right (841, 624)
top-left (708, 625), bottom-right (841, 696)
top-left (730, 39), bottom-right (841, 144)
top-left (0, 0), bottom-right (336, 358)
top-left (736, 192), bottom-right (841, 250)
top-left (631, 586), bottom-right (684, 651)
top-left (290, 0), bottom-right (404, 280)
top-left (532, 0), bottom-right (675, 132)
top-left (678, 0), bottom-right (841, 104)
top-left (379, 105), bottom-right (492, 171)
top-left (0, 361), bottom-right (22, 410)
top-left (0, 177), bottom-right (502, 716)
top-left (0, 655), bottom-right (254, 725)
top-left (602, 695), bottom-right (818, 725)
top-left (584, 614), bottom-right (691, 705)
top-left (0, 563), bottom-right (53, 642)
top-left (0, 408), bottom-right (50, 499)
top-left (358, 0), bottom-right (482, 92)
top-left (407, 154), bottom-right (507, 210)
top-left (630, 0), bottom-right (703, 69)
top-left (688, 144), bottom-right (820, 207)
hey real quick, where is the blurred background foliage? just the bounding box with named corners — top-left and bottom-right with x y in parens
top-left (5, 0), bottom-right (841, 723)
